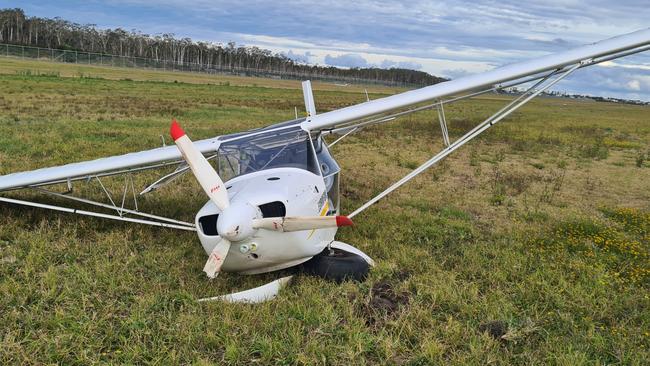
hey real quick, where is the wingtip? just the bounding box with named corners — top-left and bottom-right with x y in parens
top-left (336, 215), bottom-right (354, 227)
top-left (170, 119), bottom-right (185, 141)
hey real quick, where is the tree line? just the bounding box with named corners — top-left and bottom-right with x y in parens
top-left (0, 8), bottom-right (447, 86)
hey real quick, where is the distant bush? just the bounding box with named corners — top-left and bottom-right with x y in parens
top-left (581, 137), bottom-right (609, 160)
top-left (636, 150), bottom-right (646, 167)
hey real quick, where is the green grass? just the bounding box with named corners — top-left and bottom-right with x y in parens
top-left (1, 59), bottom-right (649, 365)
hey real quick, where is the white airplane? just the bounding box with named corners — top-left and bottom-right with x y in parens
top-left (1, 29), bottom-right (649, 303)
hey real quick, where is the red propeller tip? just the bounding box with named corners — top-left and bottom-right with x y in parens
top-left (335, 215), bottom-right (354, 227)
top-left (170, 119), bottom-right (186, 141)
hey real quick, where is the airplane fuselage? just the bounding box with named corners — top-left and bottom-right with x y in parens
top-left (195, 166), bottom-right (338, 274)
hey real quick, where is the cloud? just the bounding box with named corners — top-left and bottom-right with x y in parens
top-left (626, 80), bottom-right (641, 91)
top-left (441, 68), bottom-right (474, 79)
top-left (552, 65), bottom-right (650, 100)
top-left (284, 50), bottom-right (314, 64)
top-left (599, 60), bottom-right (650, 71)
top-left (380, 59), bottom-right (423, 70)
top-left (627, 79), bottom-right (641, 91)
top-left (324, 53), bottom-right (370, 68)
top-left (16, 0), bottom-right (650, 100)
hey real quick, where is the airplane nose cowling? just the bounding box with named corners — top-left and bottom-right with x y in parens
top-left (216, 201), bottom-right (260, 242)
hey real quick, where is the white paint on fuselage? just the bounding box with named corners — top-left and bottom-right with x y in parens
top-left (195, 167), bottom-right (337, 274)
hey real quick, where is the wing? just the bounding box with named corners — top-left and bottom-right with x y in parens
top-left (0, 116), bottom-right (306, 192)
top-left (0, 135), bottom-right (223, 231)
top-left (303, 28), bottom-right (650, 134)
top-left (0, 137), bottom-right (221, 191)
top-left (0, 117), bottom-right (306, 230)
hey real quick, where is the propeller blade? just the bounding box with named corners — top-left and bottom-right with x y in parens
top-left (170, 119), bottom-right (229, 211)
top-left (203, 238), bottom-right (231, 278)
top-left (252, 215), bottom-right (353, 232)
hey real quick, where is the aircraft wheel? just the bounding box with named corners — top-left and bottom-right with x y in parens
top-left (301, 247), bottom-right (369, 283)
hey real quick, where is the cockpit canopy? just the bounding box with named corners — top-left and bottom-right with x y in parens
top-left (215, 120), bottom-right (339, 182)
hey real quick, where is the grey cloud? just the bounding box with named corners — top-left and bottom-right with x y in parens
top-left (441, 68), bottom-right (474, 79)
top-left (324, 53), bottom-right (369, 68)
top-left (552, 65), bottom-right (650, 100)
top-left (284, 50), bottom-right (314, 63)
top-left (380, 60), bottom-right (423, 70)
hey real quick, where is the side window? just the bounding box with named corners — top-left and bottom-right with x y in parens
top-left (324, 172), bottom-right (340, 215)
top-left (217, 152), bottom-right (241, 182)
top-left (312, 137), bottom-right (341, 214)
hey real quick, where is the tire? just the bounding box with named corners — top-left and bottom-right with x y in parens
top-left (301, 247), bottom-right (370, 283)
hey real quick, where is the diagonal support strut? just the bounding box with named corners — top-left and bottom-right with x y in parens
top-left (348, 61), bottom-right (584, 218)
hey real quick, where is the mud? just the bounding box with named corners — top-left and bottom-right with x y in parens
top-left (478, 320), bottom-right (508, 340)
top-left (360, 280), bottom-right (410, 325)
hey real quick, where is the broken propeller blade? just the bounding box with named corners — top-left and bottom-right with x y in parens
top-left (203, 238), bottom-right (231, 279)
top-left (252, 215), bottom-right (353, 232)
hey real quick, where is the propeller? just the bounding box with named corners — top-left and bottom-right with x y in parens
top-left (171, 119), bottom-right (231, 278)
top-left (170, 119), bottom-right (353, 279)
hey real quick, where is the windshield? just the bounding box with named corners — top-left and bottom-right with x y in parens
top-left (216, 126), bottom-right (319, 181)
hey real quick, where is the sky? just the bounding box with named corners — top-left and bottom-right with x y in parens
top-left (4, 0), bottom-right (650, 100)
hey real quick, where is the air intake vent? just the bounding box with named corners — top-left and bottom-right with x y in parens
top-left (198, 214), bottom-right (219, 236)
top-left (259, 201), bottom-right (286, 218)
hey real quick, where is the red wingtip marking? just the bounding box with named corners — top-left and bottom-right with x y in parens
top-left (170, 119), bottom-right (186, 141)
top-left (336, 215), bottom-right (354, 227)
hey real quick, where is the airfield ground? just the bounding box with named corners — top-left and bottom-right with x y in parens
top-left (0, 58), bottom-right (648, 364)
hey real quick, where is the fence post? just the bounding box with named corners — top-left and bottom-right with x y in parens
top-left (22, 45), bottom-right (24, 59)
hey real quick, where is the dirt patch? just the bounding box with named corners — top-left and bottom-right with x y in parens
top-left (478, 320), bottom-right (508, 340)
top-left (359, 281), bottom-right (410, 325)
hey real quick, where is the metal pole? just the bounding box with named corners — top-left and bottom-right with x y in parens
top-left (328, 127), bottom-right (359, 148)
top-left (437, 103), bottom-right (450, 147)
top-left (0, 196), bottom-right (196, 231)
top-left (32, 187), bottom-right (195, 227)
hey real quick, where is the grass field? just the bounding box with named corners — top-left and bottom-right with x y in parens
top-left (0, 58), bottom-right (649, 365)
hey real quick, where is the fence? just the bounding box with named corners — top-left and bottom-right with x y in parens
top-left (0, 43), bottom-right (421, 87)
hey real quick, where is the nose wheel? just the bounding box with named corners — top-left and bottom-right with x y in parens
top-left (301, 247), bottom-right (371, 283)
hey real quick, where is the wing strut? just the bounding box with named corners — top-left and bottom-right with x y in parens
top-left (32, 187), bottom-right (195, 227)
top-left (437, 102), bottom-right (450, 147)
top-left (0, 196), bottom-right (196, 231)
top-left (348, 61), bottom-right (584, 218)
top-left (302, 80), bottom-right (317, 117)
